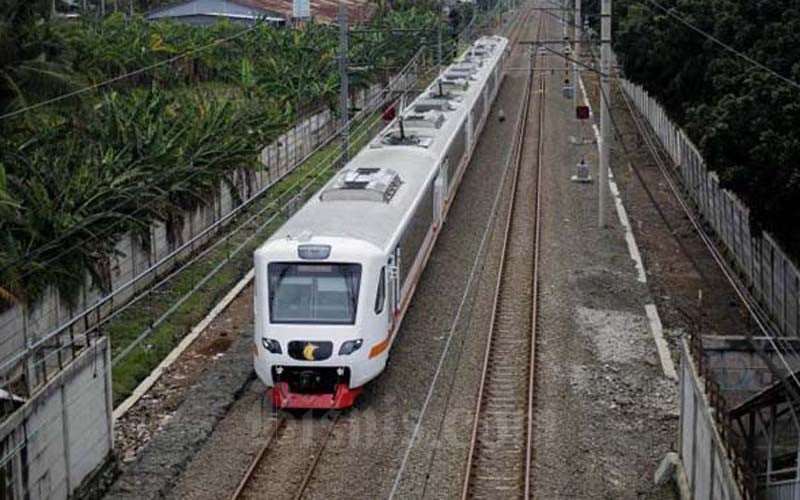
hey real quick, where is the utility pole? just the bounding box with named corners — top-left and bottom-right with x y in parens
top-left (598, 0), bottom-right (611, 228)
top-left (338, 4), bottom-right (349, 165)
top-left (573, 0), bottom-right (581, 110)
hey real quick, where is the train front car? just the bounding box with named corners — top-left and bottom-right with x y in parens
top-left (254, 235), bottom-right (389, 409)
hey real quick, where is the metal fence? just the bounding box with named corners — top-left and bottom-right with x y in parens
top-left (620, 80), bottom-right (800, 341)
top-left (681, 338), bottom-right (746, 499)
top-left (762, 480), bottom-right (800, 500)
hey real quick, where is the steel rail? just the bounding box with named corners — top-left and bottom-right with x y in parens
top-left (229, 412), bottom-right (340, 500)
top-left (460, 11), bottom-right (544, 499)
top-left (616, 81), bottom-right (800, 494)
top-left (291, 412), bottom-right (341, 500)
top-left (578, 23), bottom-right (800, 397)
top-left (524, 70), bottom-right (546, 500)
top-left (230, 417), bottom-right (287, 500)
top-left (234, 12), bottom-right (533, 500)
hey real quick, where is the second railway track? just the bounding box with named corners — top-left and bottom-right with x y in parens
top-left (461, 14), bottom-right (546, 500)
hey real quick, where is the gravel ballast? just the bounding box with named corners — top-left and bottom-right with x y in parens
top-left (105, 320), bottom-right (256, 499)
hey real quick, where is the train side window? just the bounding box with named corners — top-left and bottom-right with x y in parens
top-left (374, 267), bottom-right (386, 314)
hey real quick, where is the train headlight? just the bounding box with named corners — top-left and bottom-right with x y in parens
top-left (261, 338), bottom-right (282, 354)
top-left (338, 339), bottom-right (363, 355)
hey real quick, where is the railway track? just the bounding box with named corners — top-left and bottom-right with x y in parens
top-left (229, 413), bottom-right (340, 500)
top-left (461, 14), bottom-right (545, 500)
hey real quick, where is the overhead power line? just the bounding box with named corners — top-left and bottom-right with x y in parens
top-left (0, 22), bottom-right (446, 123)
top-left (581, 27), bottom-right (800, 397)
top-left (639, 0), bottom-right (800, 91)
top-left (0, 41), bottom-right (433, 280)
top-left (537, 0), bottom-right (800, 91)
top-left (0, 21), bottom-right (262, 121)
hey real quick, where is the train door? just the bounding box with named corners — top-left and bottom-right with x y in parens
top-left (433, 160), bottom-right (447, 225)
top-left (388, 247), bottom-right (400, 327)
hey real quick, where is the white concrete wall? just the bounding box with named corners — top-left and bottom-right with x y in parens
top-left (679, 340), bottom-right (744, 499)
top-left (0, 338), bottom-right (112, 499)
top-left (0, 85), bottom-right (386, 384)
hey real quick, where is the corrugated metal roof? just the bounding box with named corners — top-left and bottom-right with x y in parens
top-left (234, 0), bottom-right (374, 23)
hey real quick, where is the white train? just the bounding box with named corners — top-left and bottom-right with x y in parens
top-left (253, 36), bottom-right (509, 409)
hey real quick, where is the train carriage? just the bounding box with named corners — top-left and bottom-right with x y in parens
top-left (253, 36), bottom-right (509, 409)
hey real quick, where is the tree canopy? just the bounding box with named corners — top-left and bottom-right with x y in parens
top-left (608, 0), bottom-right (800, 256)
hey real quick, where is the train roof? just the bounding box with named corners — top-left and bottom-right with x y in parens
top-left (260, 35), bottom-right (508, 255)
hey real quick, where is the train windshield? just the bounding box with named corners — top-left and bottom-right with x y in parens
top-left (268, 263), bottom-right (361, 324)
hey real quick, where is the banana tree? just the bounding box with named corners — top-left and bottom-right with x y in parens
top-left (0, 0), bottom-right (79, 119)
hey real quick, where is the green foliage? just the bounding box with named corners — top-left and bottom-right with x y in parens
top-left (0, 6), bottom-right (438, 309)
top-left (0, 0), bottom-right (81, 116)
top-left (0, 86), bottom-right (287, 307)
top-left (608, 0), bottom-right (800, 255)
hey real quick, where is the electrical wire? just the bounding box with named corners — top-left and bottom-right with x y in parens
top-left (543, 11), bottom-right (800, 354)
top-left (538, 9), bottom-right (800, 380)
top-left (110, 108), bottom-right (388, 367)
top-left (579, 24), bottom-right (800, 398)
top-left (640, 0), bottom-right (800, 92)
top-left (0, 45), bottom-right (431, 280)
top-left (538, 0), bottom-right (800, 92)
top-left (0, 22), bottom-right (262, 121)
top-left (0, 1), bottom-right (499, 287)
top-left (0, 49), bottom-right (430, 378)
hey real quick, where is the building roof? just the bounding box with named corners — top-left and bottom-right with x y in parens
top-left (237, 0), bottom-right (374, 23)
top-left (148, 0), bottom-right (285, 22)
top-left (148, 0), bottom-right (374, 24)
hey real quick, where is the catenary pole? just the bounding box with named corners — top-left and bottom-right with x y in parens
top-left (599, 0), bottom-right (611, 227)
top-left (574, 0), bottom-right (581, 110)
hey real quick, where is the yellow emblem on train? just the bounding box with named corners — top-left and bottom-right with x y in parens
top-left (303, 343), bottom-right (319, 361)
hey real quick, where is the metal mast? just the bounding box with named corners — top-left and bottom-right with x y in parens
top-left (599, 0), bottom-right (611, 227)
